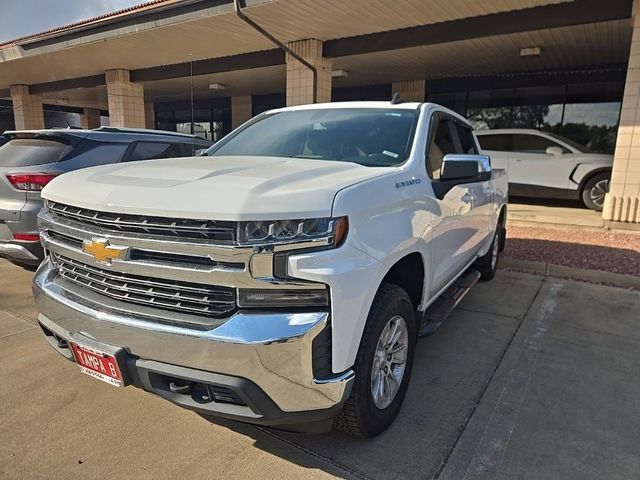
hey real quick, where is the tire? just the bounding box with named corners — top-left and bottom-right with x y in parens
top-left (334, 283), bottom-right (416, 438)
top-left (581, 172), bottom-right (610, 212)
top-left (475, 225), bottom-right (502, 281)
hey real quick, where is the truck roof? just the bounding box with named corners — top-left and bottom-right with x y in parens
top-left (269, 101), bottom-right (423, 113)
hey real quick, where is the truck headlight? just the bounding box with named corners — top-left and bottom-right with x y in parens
top-left (238, 216), bottom-right (348, 246)
top-left (238, 288), bottom-right (329, 307)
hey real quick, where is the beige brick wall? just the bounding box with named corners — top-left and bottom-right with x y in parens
top-left (231, 95), bottom-right (252, 129)
top-left (286, 39), bottom-right (332, 106)
top-left (603, 10), bottom-right (640, 223)
top-left (391, 80), bottom-right (426, 102)
top-left (81, 108), bottom-right (101, 129)
top-left (106, 69), bottom-right (146, 128)
top-left (10, 84), bottom-right (45, 130)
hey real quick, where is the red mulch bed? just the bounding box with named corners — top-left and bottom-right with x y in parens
top-left (504, 225), bottom-right (640, 277)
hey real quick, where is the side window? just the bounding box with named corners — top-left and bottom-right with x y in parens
top-left (512, 134), bottom-right (569, 154)
top-left (125, 142), bottom-right (183, 162)
top-left (455, 123), bottom-right (478, 155)
top-left (477, 134), bottom-right (513, 152)
top-left (64, 144), bottom-right (128, 169)
top-left (426, 117), bottom-right (456, 179)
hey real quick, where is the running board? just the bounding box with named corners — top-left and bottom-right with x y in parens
top-left (419, 269), bottom-right (481, 337)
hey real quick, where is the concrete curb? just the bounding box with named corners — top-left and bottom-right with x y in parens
top-left (498, 256), bottom-right (640, 290)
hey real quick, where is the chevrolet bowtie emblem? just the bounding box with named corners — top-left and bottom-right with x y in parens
top-left (82, 239), bottom-right (129, 264)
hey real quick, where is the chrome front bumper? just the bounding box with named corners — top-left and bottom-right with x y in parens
top-left (33, 261), bottom-right (353, 423)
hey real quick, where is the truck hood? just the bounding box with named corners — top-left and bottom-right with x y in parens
top-left (42, 155), bottom-right (396, 220)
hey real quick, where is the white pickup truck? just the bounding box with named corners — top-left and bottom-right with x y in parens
top-left (33, 101), bottom-right (507, 437)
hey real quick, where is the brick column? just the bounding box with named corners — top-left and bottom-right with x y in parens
top-left (81, 108), bottom-right (101, 129)
top-left (286, 39), bottom-right (332, 106)
top-left (10, 85), bottom-right (45, 130)
top-left (231, 95), bottom-right (252, 129)
top-left (105, 69), bottom-right (146, 128)
top-left (144, 102), bottom-right (155, 129)
top-left (391, 80), bottom-right (426, 102)
top-left (603, 7), bottom-right (640, 225)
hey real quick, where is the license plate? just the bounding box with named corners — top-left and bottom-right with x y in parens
top-left (70, 342), bottom-right (124, 387)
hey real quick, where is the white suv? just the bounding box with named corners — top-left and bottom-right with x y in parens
top-left (476, 129), bottom-right (613, 211)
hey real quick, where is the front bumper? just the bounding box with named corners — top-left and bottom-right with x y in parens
top-left (33, 261), bottom-right (354, 429)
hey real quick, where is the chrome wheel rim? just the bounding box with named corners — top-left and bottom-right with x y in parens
top-left (491, 232), bottom-right (500, 270)
top-left (590, 179), bottom-right (609, 208)
top-left (371, 315), bottom-right (408, 409)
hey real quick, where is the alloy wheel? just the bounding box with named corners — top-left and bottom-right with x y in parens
top-left (370, 315), bottom-right (409, 409)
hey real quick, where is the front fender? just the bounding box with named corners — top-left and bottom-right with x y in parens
top-left (288, 170), bottom-right (433, 372)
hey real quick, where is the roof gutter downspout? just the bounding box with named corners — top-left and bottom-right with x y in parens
top-left (233, 0), bottom-right (318, 103)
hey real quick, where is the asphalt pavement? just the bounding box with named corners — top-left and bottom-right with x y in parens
top-left (1, 259), bottom-right (639, 480)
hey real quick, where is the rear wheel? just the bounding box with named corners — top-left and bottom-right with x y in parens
top-left (581, 172), bottom-right (610, 211)
top-left (334, 283), bottom-right (416, 438)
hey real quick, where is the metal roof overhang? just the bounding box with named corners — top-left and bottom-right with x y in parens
top-left (0, 0), bottom-right (633, 100)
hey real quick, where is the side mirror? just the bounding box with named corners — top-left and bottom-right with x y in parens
top-left (440, 154), bottom-right (491, 181)
top-left (546, 146), bottom-right (563, 157)
top-left (195, 148), bottom-right (209, 156)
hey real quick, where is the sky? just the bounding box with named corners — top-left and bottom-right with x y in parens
top-left (0, 0), bottom-right (144, 43)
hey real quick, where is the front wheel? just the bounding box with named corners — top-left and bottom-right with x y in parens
top-left (334, 283), bottom-right (416, 438)
top-left (581, 172), bottom-right (610, 211)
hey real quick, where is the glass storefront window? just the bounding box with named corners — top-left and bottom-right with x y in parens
top-left (441, 81), bottom-right (623, 153)
top-left (560, 102), bottom-right (620, 153)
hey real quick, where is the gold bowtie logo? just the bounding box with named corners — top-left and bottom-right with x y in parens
top-left (82, 239), bottom-right (128, 264)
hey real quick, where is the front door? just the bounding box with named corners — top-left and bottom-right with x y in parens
top-left (426, 114), bottom-right (487, 297)
top-left (508, 133), bottom-right (575, 190)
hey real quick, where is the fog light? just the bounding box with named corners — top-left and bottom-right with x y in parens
top-left (238, 289), bottom-right (329, 307)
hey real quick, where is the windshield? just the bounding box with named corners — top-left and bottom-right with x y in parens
top-left (0, 138), bottom-right (73, 167)
top-left (546, 132), bottom-right (594, 153)
top-left (208, 108), bottom-right (418, 167)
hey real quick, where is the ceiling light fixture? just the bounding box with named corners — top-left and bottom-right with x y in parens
top-left (520, 46), bottom-right (541, 57)
top-left (331, 70), bottom-right (350, 79)
top-left (209, 83), bottom-right (226, 90)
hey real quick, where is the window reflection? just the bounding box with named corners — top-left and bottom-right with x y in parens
top-left (450, 82), bottom-right (622, 153)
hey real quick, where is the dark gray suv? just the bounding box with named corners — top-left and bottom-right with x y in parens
top-left (0, 127), bottom-right (212, 268)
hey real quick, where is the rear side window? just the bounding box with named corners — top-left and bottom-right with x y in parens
top-left (0, 139), bottom-right (73, 167)
top-left (126, 142), bottom-right (183, 162)
top-left (455, 124), bottom-right (478, 155)
top-left (477, 134), bottom-right (512, 152)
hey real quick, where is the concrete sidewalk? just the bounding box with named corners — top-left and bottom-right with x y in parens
top-left (507, 199), bottom-right (604, 230)
top-left (1, 261), bottom-right (639, 479)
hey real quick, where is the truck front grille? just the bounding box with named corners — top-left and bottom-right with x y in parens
top-left (48, 202), bottom-right (237, 242)
top-left (53, 254), bottom-right (237, 318)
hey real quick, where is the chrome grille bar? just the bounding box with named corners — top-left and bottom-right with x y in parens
top-left (53, 254), bottom-right (237, 318)
top-left (48, 201), bottom-right (237, 242)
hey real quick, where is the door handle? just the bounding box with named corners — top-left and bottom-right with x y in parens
top-left (514, 158), bottom-right (523, 162)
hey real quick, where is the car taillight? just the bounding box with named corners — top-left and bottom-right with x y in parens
top-left (13, 233), bottom-right (40, 242)
top-left (5, 173), bottom-right (58, 191)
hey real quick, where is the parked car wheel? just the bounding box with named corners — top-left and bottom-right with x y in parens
top-left (581, 172), bottom-right (610, 211)
top-left (334, 283), bottom-right (416, 438)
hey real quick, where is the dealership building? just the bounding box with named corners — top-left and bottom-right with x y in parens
top-left (0, 0), bottom-right (639, 226)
